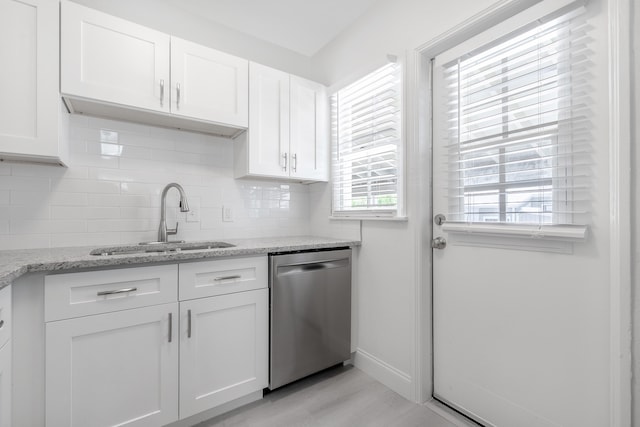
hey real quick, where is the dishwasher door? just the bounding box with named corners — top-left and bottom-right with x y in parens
top-left (269, 248), bottom-right (352, 390)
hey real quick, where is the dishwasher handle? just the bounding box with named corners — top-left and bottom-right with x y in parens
top-left (276, 258), bottom-right (350, 276)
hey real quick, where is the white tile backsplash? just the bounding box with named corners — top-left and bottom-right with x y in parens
top-left (0, 115), bottom-right (311, 250)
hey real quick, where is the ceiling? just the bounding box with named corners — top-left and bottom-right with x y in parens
top-left (162, 0), bottom-right (381, 57)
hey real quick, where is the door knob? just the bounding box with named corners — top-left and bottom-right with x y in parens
top-left (431, 237), bottom-right (447, 249)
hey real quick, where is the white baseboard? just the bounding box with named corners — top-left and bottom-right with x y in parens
top-left (353, 348), bottom-right (413, 400)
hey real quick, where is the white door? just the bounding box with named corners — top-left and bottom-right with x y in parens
top-left (0, 342), bottom-right (10, 427)
top-left (60, 1), bottom-right (170, 113)
top-left (0, 0), bottom-right (60, 160)
top-left (248, 62), bottom-right (290, 178)
top-left (290, 76), bottom-right (328, 182)
top-left (46, 303), bottom-right (179, 427)
top-left (171, 37), bottom-right (248, 127)
top-left (179, 289), bottom-right (268, 418)
top-left (432, 3), bottom-right (610, 427)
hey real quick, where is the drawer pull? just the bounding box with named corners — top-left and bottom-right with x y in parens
top-left (187, 309), bottom-right (192, 338)
top-left (97, 287), bottom-right (138, 296)
top-left (214, 275), bottom-right (241, 281)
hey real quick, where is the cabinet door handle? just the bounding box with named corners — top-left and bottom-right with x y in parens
top-left (160, 79), bottom-right (165, 107)
top-left (0, 320), bottom-right (4, 329)
top-left (176, 83), bottom-right (181, 109)
top-left (282, 153), bottom-right (288, 171)
top-left (187, 309), bottom-right (192, 338)
top-left (292, 153), bottom-right (298, 172)
top-left (97, 287), bottom-right (137, 296)
top-left (214, 275), bottom-right (241, 281)
top-left (168, 312), bottom-right (173, 343)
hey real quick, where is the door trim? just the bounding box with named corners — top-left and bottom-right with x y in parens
top-left (406, 0), bottom-right (633, 425)
top-left (607, 0), bottom-right (632, 425)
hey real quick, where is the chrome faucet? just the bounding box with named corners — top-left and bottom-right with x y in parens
top-left (158, 183), bottom-right (190, 243)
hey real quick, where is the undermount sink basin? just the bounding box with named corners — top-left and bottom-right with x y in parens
top-left (90, 241), bottom-right (235, 256)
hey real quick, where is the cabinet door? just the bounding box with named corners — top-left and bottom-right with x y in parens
top-left (46, 303), bottom-right (179, 427)
top-left (171, 37), bottom-right (248, 127)
top-left (248, 63), bottom-right (290, 178)
top-left (0, 0), bottom-right (63, 162)
top-left (179, 289), bottom-right (268, 418)
top-left (290, 76), bottom-right (329, 181)
top-left (61, 1), bottom-right (170, 113)
top-left (0, 342), bottom-right (10, 427)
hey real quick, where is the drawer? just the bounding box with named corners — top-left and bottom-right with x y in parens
top-left (0, 286), bottom-right (11, 349)
top-left (45, 264), bottom-right (178, 322)
top-left (179, 256), bottom-right (267, 300)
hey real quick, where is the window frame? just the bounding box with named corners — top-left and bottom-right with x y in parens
top-left (437, 6), bottom-right (589, 232)
top-left (330, 61), bottom-right (406, 220)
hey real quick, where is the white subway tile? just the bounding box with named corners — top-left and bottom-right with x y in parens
top-left (0, 176), bottom-right (50, 192)
top-left (68, 152), bottom-right (120, 169)
top-left (52, 179), bottom-right (120, 194)
top-left (50, 192), bottom-right (88, 206)
top-left (50, 233), bottom-right (90, 248)
top-left (0, 234), bottom-right (50, 250)
top-left (0, 164), bottom-right (10, 175)
top-left (121, 182), bottom-right (164, 195)
top-left (68, 114), bottom-right (89, 128)
top-left (119, 194), bottom-right (151, 207)
top-left (52, 206), bottom-right (120, 220)
top-left (11, 219), bottom-right (87, 234)
top-left (88, 117), bottom-right (150, 135)
top-left (120, 207), bottom-right (157, 220)
top-left (87, 193), bottom-right (121, 207)
top-left (10, 205), bottom-right (50, 220)
top-left (87, 219), bottom-right (151, 233)
top-left (11, 191), bottom-right (49, 206)
top-left (0, 190), bottom-right (9, 205)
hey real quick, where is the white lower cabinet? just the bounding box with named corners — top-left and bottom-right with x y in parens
top-left (0, 342), bottom-right (10, 427)
top-left (46, 303), bottom-right (179, 427)
top-left (44, 257), bottom-right (268, 427)
top-left (179, 289), bottom-right (268, 418)
top-left (0, 285), bottom-right (11, 427)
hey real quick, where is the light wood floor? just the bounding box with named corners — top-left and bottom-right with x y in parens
top-left (197, 365), bottom-right (468, 427)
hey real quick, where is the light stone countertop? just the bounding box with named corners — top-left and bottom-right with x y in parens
top-left (0, 236), bottom-right (360, 290)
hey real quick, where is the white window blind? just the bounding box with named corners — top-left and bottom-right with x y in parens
top-left (440, 8), bottom-right (590, 227)
top-left (331, 62), bottom-right (403, 217)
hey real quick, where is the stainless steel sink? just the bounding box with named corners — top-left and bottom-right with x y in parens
top-left (90, 241), bottom-right (235, 256)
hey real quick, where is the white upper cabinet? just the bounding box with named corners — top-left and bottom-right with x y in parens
top-left (61, 0), bottom-right (170, 113)
top-left (245, 62), bottom-right (291, 178)
top-left (60, 1), bottom-right (248, 137)
top-left (290, 76), bottom-right (328, 181)
top-left (171, 37), bottom-right (248, 128)
top-left (235, 63), bottom-right (328, 182)
top-left (0, 0), bottom-right (68, 165)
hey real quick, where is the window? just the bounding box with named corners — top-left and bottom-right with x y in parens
top-left (439, 8), bottom-right (590, 227)
top-left (331, 62), bottom-right (403, 218)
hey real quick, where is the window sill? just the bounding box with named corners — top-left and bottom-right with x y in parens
top-left (329, 215), bottom-right (408, 222)
top-left (441, 222), bottom-right (588, 241)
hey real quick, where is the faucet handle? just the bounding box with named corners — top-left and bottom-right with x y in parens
top-left (167, 222), bottom-right (178, 236)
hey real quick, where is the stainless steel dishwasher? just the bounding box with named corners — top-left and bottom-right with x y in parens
top-left (269, 248), bottom-right (352, 390)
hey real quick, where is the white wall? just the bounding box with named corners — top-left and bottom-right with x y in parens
top-left (631, 0), bottom-right (639, 422)
top-left (308, 0), bottom-right (506, 401)
top-left (69, 0), bottom-right (323, 83)
top-left (0, 115), bottom-right (311, 249)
